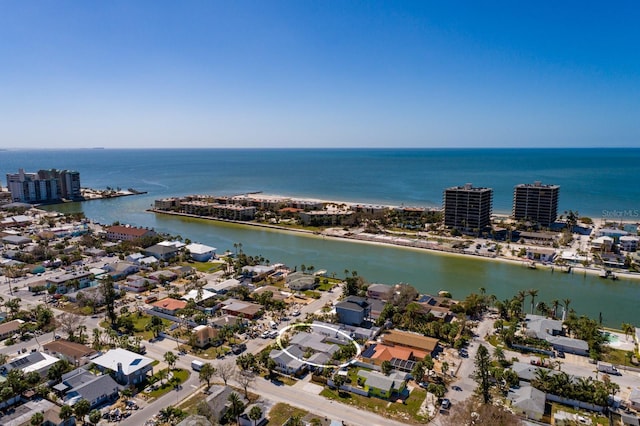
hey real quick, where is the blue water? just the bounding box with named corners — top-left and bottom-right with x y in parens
top-left (3, 148), bottom-right (640, 217)
top-left (2, 148), bottom-right (640, 326)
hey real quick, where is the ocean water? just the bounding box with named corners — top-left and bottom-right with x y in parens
top-left (2, 148), bottom-right (640, 217)
top-left (2, 148), bottom-right (640, 326)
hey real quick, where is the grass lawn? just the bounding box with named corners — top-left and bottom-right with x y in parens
top-left (182, 261), bottom-right (225, 273)
top-left (603, 347), bottom-right (634, 366)
top-left (550, 403), bottom-right (608, 425)
top-left (268, 403), bottom-right (309, 425)
top-left (148, 368), bottom-right (190, 399)
top-left (320, 386), bottom-right (429, 424)
top-left (190, 344), bottom-right (230, 359)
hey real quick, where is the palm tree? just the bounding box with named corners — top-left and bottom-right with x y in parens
top-left (59, 404), bottom-right (74, 422)
top-left (227, 392), bottom-right (245, 425)
top-left (551, 299), bottom-right (560, 319)
top-left (248, 405), bottom-right (263, 426)
top-left (163, 351), bottom-right (177, 370)
top-left (528, 289), bottom-right (538, 314)
top-left (622, 323), bottom-right (634, 341)
top-left (562, 298), bottom-right (571, 321)
top-left (516, 290), bottom-right (527, 315)
top-left (74, 398), bottom-right (91, 424)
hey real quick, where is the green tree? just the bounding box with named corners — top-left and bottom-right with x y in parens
top-left (164, 351), bottom-right (178, 370)
top-left (47, 361), bottom-right (67, 383)
top-left (227, 392), bottom-right (245, 425)
top-left (199, 363), bottom-right (216, 389)
top-left (248, 405), bottom-right (263, 426)
top-left (30, 412), bottom-right (44, 425)
top-left (88, 409), bottom-right (101, 425)
top-left (146, 315), bottom-right (165, 338)
top-left (381, 360), bottom-right (393, 375)
top-left (474, 344), bottom-right (492, 404)
top-left (59, 404), bottom-right (74, 421)
top-left (74, 399), bottom-right (91, 424)
top-left (100, 276), bottom-right (118, 328)
top-left (528, 289), bottom-right (539, 314)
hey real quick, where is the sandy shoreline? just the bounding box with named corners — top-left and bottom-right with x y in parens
top-left (149, 209), bottom-right (640, 282)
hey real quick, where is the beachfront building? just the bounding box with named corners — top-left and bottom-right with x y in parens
top-left (513, 182), bottom-right (560, 227)
top-left (6, 168), bottom-right (81, 203)
top-left (105, 225), bottom-right (156, 242)
top-left (620, 236), bottom-right (639, 252)
top-left (443, 183), bottom-right (493, 231)
top-left (186, 243), bottom-right (216, 262)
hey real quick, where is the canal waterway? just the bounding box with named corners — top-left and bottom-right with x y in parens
top-left (46, 196), bottom-right (639, 327)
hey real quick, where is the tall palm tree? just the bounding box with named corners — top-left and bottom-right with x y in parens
top-left (528, 289), bottom-right (539, 314)
top-left (562, 298), bottom-right (571, 321)
top-left (622, 323), bottom-right (635, 341)
top-left (227, 392), bottom-right (245, 425)
top-left (516, 290), bottom-right (527, 314)
top-left (551, 299), bottom-right (560, 319)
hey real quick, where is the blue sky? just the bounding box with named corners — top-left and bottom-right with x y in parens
top-left (1, 1), bottom-right (638, 148)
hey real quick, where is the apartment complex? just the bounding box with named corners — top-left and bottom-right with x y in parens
top-left (443, 183), bottom-right (493, 230)
top-left (6, 168), bottom-right (81, 203)
top-left (513, 181), bottom-right (559, 226)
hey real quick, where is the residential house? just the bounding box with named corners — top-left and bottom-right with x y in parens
top-left (177, 416), bottom-right (213, 426)
top-left (597, 228), bottom-right (629, 242)
top-left (182, 288), bottom-right (217, 304)
top-left (43, 339), bottom-right (97, 366)
top-left (91, 348), bottom-right (153, 385)
top-left (311, 320), bottom-right (381, 342)
top-left (84, 247), bottom-right (107, 258)
top-left (620, 236), bottom-right (639, 252)
top-left (143, 243), bottom-right (180, 261)
top-left (1, 351), bottom-right (60, 377)
top-left (151, 298), bottom-right (188, 316)
top-left (148, 269), bottom-right (178, 283)
top-left (1, 234), bottom-right (32, 246)
top-left (54, 368), bottom-right (120, 409)
top-left (524, 314), bottom-right (589, 356)
top-left (241, 265), bottom-right (275, 282)
top-left (526, 248), bottom-right (556, 263)
top-left (0, 319), bottom-right (24, 340)
top-left (238, 403), bottom-right (268, 426)
top-left (116, 275), bottom-right (158, 293)
top-left (366, 283), bottom-right (393, 301)
top-left (204, 385), bottom-right (235, 423)
top-left (381, 330), bottom-right (439, 358)
top-left (46, 271), bottom-right (93, 293)
top-left (105, 225), bottom-right (156, 242)
top-left (210, 315), bottom-right (245, 329)
top-left (186, 243), bottom-right (216, 262)
top-left (269, 346), bottom-right (306, 376)
top-left (221, 299), bottom-right (262, 319)
top-left (286, 271), bottom-right (317, 291)
top-left (125, 253), bottom-right (145, 264)
top-left (507, 383), bottom-right (546, 421)
top-left (592, 236), bottom-right (614, 252)
top-left (191, 325), bottom-right (220, 348)
top-left (356, 370), bottom-right (408, 399)
top-left (102, 261), bottom-right (139, 281)
top-left (361, 343), bottom-right (418, 373)
top-left (205, 278), bottom-right (241, 295)
top-left (252, 285), bottom-right (288, 302)
top-left (170, 265), bottom-right (195, 277)
top-left (335, 296), bottom-right (370, 326)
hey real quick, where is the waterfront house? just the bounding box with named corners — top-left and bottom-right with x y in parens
top-left (592, 236), bottom-right (614, 252)
top-left (91, 348), bottom-right (153, 386)
top-left (241, 265), bottom-right (275, 282)
top-left (620, 236), bottom-right (639, 252)
top-left (597, 228), bottom-right (629, 242)
top-left (151, 298), bottom-right (188, 316)
top-left (523, 314), bottom-right (563, 339)
top-left (356, 370), bottom-right (408, 399)
top-left (286, 271), bottom-right (317, 291)
top-left (144, 243), bottom-right (180, 261)
top-left (546, 335), bottom-right (589, 356)
top-left (105, 225), bottom-right (156, 242)
top-left (186, 243), bottom-right (216, 262)
top-left (526, 248), bottom-right (556, 263)
top-left (366, 283), bottom-right (393, 301)
top-left (43, 339), bottom-right (97, 366)
top-left (335, 296), bottom-right (371, 326)
top-left (55, 368), bottom-right (120, 409)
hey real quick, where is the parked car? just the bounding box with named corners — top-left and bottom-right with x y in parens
top-left (441, 398), bottom-right (451, 410)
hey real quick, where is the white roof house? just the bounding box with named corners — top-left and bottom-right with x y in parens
top-left (186, 243), bottom-right (217, 262)
top-left (182, 288), bottom-right (217, 303)
top-left (91, 348), bottom-right (154, 385)
top-left (2, 351), bottom-right (59, 377)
